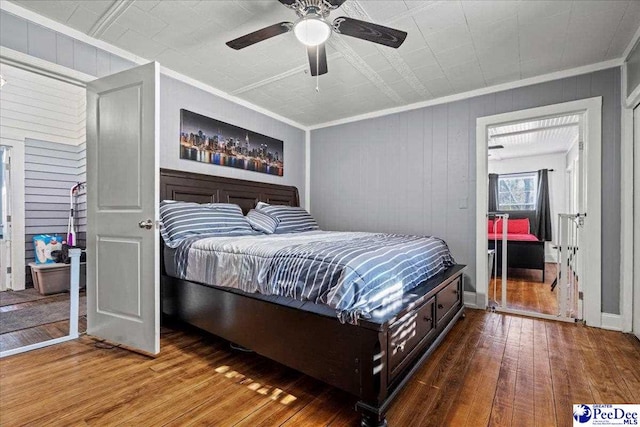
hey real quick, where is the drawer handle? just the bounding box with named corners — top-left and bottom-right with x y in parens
top-left (395, 343), bottom-right (406, 353)
top-left (453, 289), bottom-right (459, 295)
top-left (437, 303), bottom-right (444, 309)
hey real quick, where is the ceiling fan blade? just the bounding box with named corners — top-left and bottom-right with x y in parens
top-left (226, 22), bottom-right (293, 50)
top-left (325, 0), bottom-right (347, 8)
top-left (332, 17), bottom-right (407, 48)
top-left (307, 44), bottom-right (328, 76)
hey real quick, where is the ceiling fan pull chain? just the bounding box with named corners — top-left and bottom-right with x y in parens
top-left (316, 47), bottom-right (320, 92)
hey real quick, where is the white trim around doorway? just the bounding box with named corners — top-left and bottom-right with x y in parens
top-left (474, 97), bottom-right (602, 327)
top-left (620, 61), bottom-right (640, 333)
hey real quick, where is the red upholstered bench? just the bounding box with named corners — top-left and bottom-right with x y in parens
top-left (488, 217), bottom-right (545, 282)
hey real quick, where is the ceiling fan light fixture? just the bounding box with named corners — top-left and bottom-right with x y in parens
top-left (294, 16), bottom-right (331, 46)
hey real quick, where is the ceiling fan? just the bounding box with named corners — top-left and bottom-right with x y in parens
top-left (225, 0), bottom-right (408, 77)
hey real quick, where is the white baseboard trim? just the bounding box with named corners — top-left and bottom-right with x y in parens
top-left (600, 313), bottom-right (622, 331)
top-left (464, 291), bottom-right (479, 309)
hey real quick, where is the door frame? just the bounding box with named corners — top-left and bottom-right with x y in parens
top-left (475, 97), bottom-right (602, 327)
top-left (622, 61), bottom-right (640, 334)
top-left (0, 50), bottom-right (91, 357)
top-left (632, 104), bottom-right (640, 339)
top-left (0, 139), bottom-right (25, 291)
top-left (1, 52), bottom-right (93, 291)
top-left (0, 145), bottom-right (12, 291)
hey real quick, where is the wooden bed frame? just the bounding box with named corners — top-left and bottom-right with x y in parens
top-left (160, 168), bottom-right (466, 426)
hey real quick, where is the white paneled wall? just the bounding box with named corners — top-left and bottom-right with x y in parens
top-left (0, 63), bottom-right (85, 290)
top-left (0, 63), bottom-right (85, 145)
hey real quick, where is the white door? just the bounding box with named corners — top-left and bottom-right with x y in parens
top-left (634, 104), bottom-right (640, 340)
top-left (86, 62), bottom-right (160, 354)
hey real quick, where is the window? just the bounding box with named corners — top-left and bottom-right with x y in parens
top-left (498, 173), bottom-right (537, 211)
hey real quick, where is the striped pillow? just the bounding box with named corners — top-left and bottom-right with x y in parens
top-left (259, 205), bottom-right (319, 234)
top-left (160, 201), bottom-right (253, 247)
top-left (246, 209), bottom-right (279, 234)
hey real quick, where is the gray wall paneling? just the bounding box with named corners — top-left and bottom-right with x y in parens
top-left (24, 139), bottom-right (86, 287)
top-left (0, 10), bottom-right (136, 78)
top-left (311, 67), bottom-right (622, 314)
top-left (159, 75), bottom-right (307, 207)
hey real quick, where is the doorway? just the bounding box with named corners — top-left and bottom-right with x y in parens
top-left (486, 113), bottom-right (582, 320)
top-left (475, 98), bottom-right (602, 327)
top-left (0, 62), bottom-right (87, 356)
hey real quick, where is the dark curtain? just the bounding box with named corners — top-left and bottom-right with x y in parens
top-left (535, 169), bottom-right (552, 241)
top-left (488, 174), bottom-right (499, 212)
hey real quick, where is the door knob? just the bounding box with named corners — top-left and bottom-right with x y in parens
top-left (138, 219), bottom-right (153, 230)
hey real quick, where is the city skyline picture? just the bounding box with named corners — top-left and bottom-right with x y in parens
top-left (179, 109), bottom-right (284, 176)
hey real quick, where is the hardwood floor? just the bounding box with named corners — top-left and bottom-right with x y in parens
top-left (0, 290), bottom-right (87, 352)
top-left (0, 317), bottom-right (88, 352)
top-left (1, 310), bottom-right (638, 427)
top-left (489, 263), bottom-right (562, 315)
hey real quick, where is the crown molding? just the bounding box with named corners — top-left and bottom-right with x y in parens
top-left (622, 22), bottom-right (640, 60)
top-left (160, 66), bottom-right (308, 130)
top-left (2, 0), bottom-right (630, 133)
top-left (0, 46), bottom-right (93, 86)
top-left (88, 0), bottom-right (135, 38)
top-left (0, 0), bottom-right (146, 66)
top-left (308, 58), bottom-right (623, 130)
top-left (0, 0), bottom-right (308, 131)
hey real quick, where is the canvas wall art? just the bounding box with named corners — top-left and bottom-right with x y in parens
top-left (180, 109), bottom-right (284, 176)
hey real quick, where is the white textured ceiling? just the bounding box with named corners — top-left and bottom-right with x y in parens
top-left (10, 0), bottom-right (640, 126)
top-left (488, 114), bottom-right (580, 160)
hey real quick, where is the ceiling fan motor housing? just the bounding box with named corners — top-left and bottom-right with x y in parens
top-left (287, 1), bottom-right (335, 18)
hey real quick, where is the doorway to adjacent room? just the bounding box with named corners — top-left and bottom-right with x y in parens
top-left (486, 113), bottom-right (582, 320)
top-left (476, 98), bottom-right (602, 326)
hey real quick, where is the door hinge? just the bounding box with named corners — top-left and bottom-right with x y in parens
top-left (6, 215), bottom-right (10, 223)
top-left (578, 291), bottom-right (584, 300)
top-left (6, 267), bottom-right (11, 274)
top-left (578, 140), bottom-right (584, 150)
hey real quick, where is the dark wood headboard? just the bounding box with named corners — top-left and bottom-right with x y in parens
top-left (159, 168), bottom-right (300, 212)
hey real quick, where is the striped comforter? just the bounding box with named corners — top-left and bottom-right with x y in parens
top-left (174, 231), bottom-right (455, 324)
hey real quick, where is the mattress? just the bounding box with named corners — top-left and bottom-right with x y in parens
top-left (487, 233), bottom-right (540, 242)
top-left (164, 231), bottom-right (455, 324)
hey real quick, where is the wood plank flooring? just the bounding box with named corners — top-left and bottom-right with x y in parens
top-left (1, 310), bottom-right (638, 427)
top-left (489, 263), bottom-right (560, 315)
top-left (0, 290), bottom-right (87, 352)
